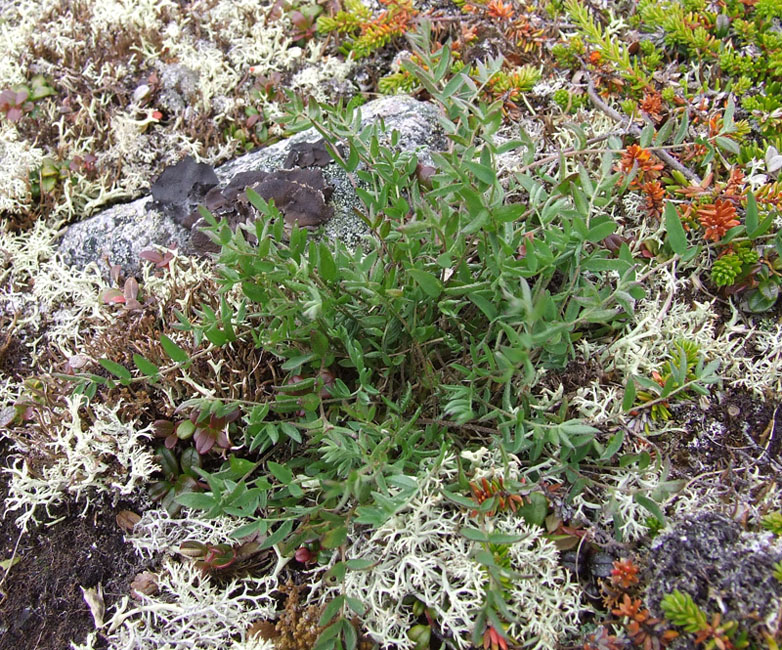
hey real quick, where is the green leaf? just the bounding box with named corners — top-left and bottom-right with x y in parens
top-left (260, 519), bottom-right (294, 549)
top-left (160, 333), bottom-right (189, 363)
top-left (230, 519), bottom-right (266, 540)
top-left (318, 595), bottom-right (346, 627)
top-left (175, 492), bottom-right (217, 511)
top-left (464, 161), bottom-right (496, 185)
top-left (0, 556), bottom-right (21, 571)
top-left (132, 354), bottom-right (159, 378)
top-left (673, 111), bottom-right (689, 145)
top-left (722, 96), bottom-right (736, 132)
top-left (281, 354), bottom-right (316, 371)
top-left (469, 292), bottom-right (498, 320)
top-left (664, 201), bottom-right (688, 255)
top-left (639, 123), bottom-right (654, 148)
top-left (268, 461), bottom-right (293, 485)
top-left (342, 618), bottom-right (358, 650)
top-left (442, 488), bottom-right (479, 508)
top-left (99, 358), bottom-right (131, 385)
top-left (745, 191), bottom-right (758, 235)
top-left (622, 378), bottom-right (637, 412)
top-left (517, 491), bottom-right (548, 527)
top-left (345, 142), bottom-right (360, 172)
top-left (460, 526), bottom-right (489, 542)
top-left (715, 136), bottom-right (739, 155)
top-left (319, 243), bottom-right (337, 283)
top-left (654, 117), bottom-right (675, 145)
top-left (493, 204), bottom-right (525, 222)
top-left (345, 558), bottom-right (374, 570)
top-left (322, 525), bottom-right (348, 549)
top-left (601, 430), bottom-right (625, 461)
top-left (408, 268), bottom-right (443, 298)
top-left (433, 46), bottom-right (451, 82)
top-left (634, 493), bottom-right (666, 525)
top-left (585, 219), bottom-right (617, 242)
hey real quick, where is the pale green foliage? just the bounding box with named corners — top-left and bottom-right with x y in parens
top-left (762, 512), bottom-right (782, 535)
top-left (158, 25), bottom-right (658, 650)
top-left (661, 590), bottom-right (708, 633)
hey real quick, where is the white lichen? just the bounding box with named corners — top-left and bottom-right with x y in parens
top-left (313, 455), bottom-right (583, 650)
top-left (4, 397), bottom-right (156, 529)
top-left (103, 559), bottom-right (277, 650)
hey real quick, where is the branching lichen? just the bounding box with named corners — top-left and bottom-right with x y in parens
top-left (313, 456), bottom-right (583, 649)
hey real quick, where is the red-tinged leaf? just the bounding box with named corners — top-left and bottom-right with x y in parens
top-left (194, 430), bottom-right (215, 454)
top-left (139, 249), bottom-right (163, 264)
top-left (124, 277), bottom-right (139, 300)
top-left (102, 288), bottom-right (125, 303)
top-left (153, 420), bottom-right (175, 437)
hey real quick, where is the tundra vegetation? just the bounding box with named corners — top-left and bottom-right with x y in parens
top-left (1, 1), bottom-right (782, 649)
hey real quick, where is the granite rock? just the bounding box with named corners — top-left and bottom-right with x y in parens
top-left (57, 95), bottom-right (445, 279)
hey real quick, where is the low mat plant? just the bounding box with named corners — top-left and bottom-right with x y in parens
top-left (661, 590), bottom-right (750, 649)
top-left (70, 23), bottom-right (707, 650)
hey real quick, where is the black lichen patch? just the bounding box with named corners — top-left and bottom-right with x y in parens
top-left (645, 512), bottom-right (782, 641)
top-left (283, 139), bottom-right (335, 169)
top-left (664, 389), bottom-right (778, 474)
top-left (189, 167), bottom-right (335, 254)
top-left (149, 156), bottom-right (219, 225)
top-left (249, 167), bottom-right (334, 227)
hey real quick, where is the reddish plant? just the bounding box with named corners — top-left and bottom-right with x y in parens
top-left (641, 181), bottom-right (666, 219)
top-left (102, 277), bottom-right (144, 311)
top-left (618, 145), bottom-right (664, 187)
top-left (179, 540), bottom-right (237, 573)
top-left (0, 88), bottom-right (33, 122)
top-left (139, 247), bottom-right (176, 271)
top-left (696, 200), bottom-right (740, 242)
top-left (483, 624), bottom-right (509, 650)
top-left (583, 626), bottom-right (625, 650)
top-left (610, 557), bottom-right (640, 590)
top-left (486, 0), bottom-right (515, 20)
top-left (613, 594), bottom-right (678, 650)
top-left (469, 476), bottom-right (525, 517)
top-left (640, 90), bottom-right (664, 122)
top-left (155, 407), bottom-right (242, 454)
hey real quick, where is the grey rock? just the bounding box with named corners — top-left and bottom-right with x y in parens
top-left (57, 95), bottom-right (444, 279)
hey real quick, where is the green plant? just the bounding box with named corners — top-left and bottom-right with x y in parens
top-left (74, 21), bottom-right (681, 649)
top-left (661, 590), bottom-right (749, 649)
top-left (773, 560), bottom-right (782, 583)
top-left (761, 511), bottom-right (782, 535)
top-left (626, 340), bottom-right (720, 421)
top-left (317, 0), bottom-right (417, 58)
top-left (149, 446), bottom-right (203, 516)
top-left (552, 88), bottom-right (588, 113)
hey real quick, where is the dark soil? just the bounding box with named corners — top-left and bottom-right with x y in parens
top-left (0, 456), bottom-right (152, 650)
top-left (665, 387), bottom-right (780, 475)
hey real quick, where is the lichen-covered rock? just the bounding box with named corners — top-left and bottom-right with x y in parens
top-left (645, 512), bottom-right (782, 641)
top-left (57, 95), bottom-right (444, 279)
